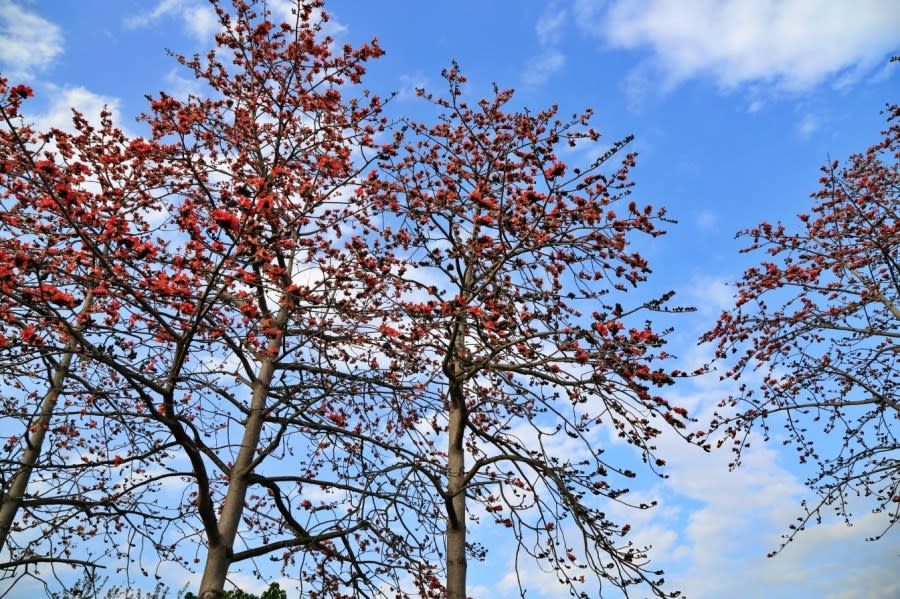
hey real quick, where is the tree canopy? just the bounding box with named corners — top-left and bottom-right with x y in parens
top-left (703, 102), bottom-right (900, 553)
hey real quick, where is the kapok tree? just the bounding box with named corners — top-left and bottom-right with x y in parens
top-left (375, 67), bottom-right (696, 599)
top-left (0, 80), bottom-right (180, 583)
top-left (0, 2), bottom-right (439, 597)
top-left (702, 103), bottom-right (900, 553)
top-left (105, 2), bottom-right (436, 597)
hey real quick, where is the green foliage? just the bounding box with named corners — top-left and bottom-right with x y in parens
top-left (182, 583), bottom-right (287, 599)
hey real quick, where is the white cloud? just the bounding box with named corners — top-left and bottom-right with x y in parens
top-left (268, 0), bottom-right (347, 38)
top-left (396, 72), bottom-right (429, 101)
top-left (522, 50), bottom-right (566, 87)
top-left (580, 0), bottom-right (900, 93)
top-left (673, 483), bottom-right (900, 598)
top-left (182, 4), bottom-right (219, 40)
top-left (696, 209), bottom-right (717, 229)
top-left (797, 112), bottom-right (818, 138)
top-left (27, 85), bottom-right (123, 134)
top-left (535, 3), bottom-right (566, 47)
top-left (0, 0), bottom-right (63, 78)
top-left (124, 0), bottom-right (217, 41)
top-left (164, 67), bottom-right (205, 100)
top-left (625, 364), bottom-right (900, 599)
top-left (685, 275), bottom-right (735, 317)
top-left (573, 0), bottom-right (602, 25)
top-left (522, 3), bottom-right (567, 87)
top-left (485, 404), bottom-right (899, 599)
top-left (868, 59), bottom-right (898, 85)
top-left (125, 0), bottom-right (347, 44)
top-left (622, 61), bottom-right (653, 113)
top-left (123, 0), bottom-right (181, 29)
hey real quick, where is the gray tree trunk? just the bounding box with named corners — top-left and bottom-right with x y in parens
top-left (0, 290), bottom-right (93, 552)
top-left (445, 298), bottom-right (469, 599)
top-left (197, 353), bottom-right (276, 598)
top-left (446, 388), bottom-right (467, 599)
top-left (0, 346), bottom-right (75, 551)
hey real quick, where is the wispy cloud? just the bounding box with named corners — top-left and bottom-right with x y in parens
top-left (695, 209), bottom-right (717, 230)
top-left (395, 72), bottom-right (429, 101)
top-left (522, 50), bottom-right (566, 88)
top-left (683, 276), bottom-right (736, 321)
top-left (578, 0), bottom-right (900, 93)
top-left (27, 84), bottom-right (123, 134)
top-left (163, 67), bottom-right (205, 100)
top-left (268, 0), bottom-right (347, 38)
top-left (535, 6), bottom-right (566, 47)
top-left (0, 0), bottom-right (63, 79)
top-left (124, 0), bottom-right (217, 41)
top-left (125, 0), bottom-right (347, 45)
top-left (522, 3), bottom-right (567, 87)
top-left (797, 112), bottom-right (819, 139)
top-left (626, 368), bottom-right (900, 599)
top-left (622, 60), bottom-right (653, 113)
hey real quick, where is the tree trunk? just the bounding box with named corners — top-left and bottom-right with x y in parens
top-left (0, 290), bottom-right (92, 552)
top-left (446, 384), bottom-right (467, 599)
top-left (197, 344), bottom-right (277, 597)
top-left (445, 296), bottom-right (469, 599)
top-left (0, 346), bottom-right (75, 551)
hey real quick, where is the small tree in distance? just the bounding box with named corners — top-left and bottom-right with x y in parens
top-left (702, 102), bottom-right (900, 553)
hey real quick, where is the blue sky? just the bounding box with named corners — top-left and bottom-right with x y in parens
top-left (1, 1), bottom-right (899, 598)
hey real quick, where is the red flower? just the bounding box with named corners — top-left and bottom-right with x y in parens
top-left (544, 162), bottom-right (566, 179)
top-left (211, 208), bottom-right (240, 232)
top-left (378, 323), bottom-right (401, 337)
top-left (9, 85), bottom-right (32, 99)
top-left (19, 324), bottom-right (39, 344)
